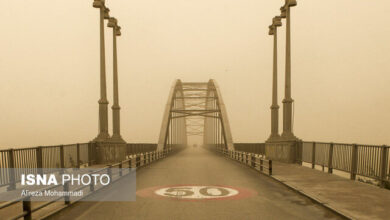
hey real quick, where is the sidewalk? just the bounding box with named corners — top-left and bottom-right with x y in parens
top-left (271, 162), bottom-right (390, 220)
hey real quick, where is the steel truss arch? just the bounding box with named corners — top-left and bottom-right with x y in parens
top-left (157, 79), bottom-right (234, 151)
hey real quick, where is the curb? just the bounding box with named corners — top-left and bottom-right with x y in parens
top-left (212, 149), bottom-right (355, 220)
top-left (40, 152), bottom-right (173, 220)
top-left (269, 175), bottom-right (355, 220)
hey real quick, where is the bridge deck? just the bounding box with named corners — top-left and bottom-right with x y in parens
top-left (47, 147), bottom-right (340, 220)
top-left (272, 161), bottom-right (390, 219)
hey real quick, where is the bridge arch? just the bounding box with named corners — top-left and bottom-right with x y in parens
top-left (157, 79), bottom-right (234, 151)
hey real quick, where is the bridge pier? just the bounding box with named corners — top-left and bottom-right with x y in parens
top-left (265, 141), bottom-right (301, 163)
top-left (93, 141), bottom-right (127, 164)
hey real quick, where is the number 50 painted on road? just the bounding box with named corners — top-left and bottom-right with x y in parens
top-left (155, 185), bottom-right (238, 199)
top-left (137, 185), bottom-right (257, 201)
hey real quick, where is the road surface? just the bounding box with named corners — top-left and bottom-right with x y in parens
top-left (48, 146), bottom-right (342, 220)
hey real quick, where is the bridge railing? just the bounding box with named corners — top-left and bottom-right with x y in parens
top-left (0, 148), bottom-right (172, 220)
top-left (0, 143), bottom-right (95, 189)
top-left (0, 143), bottom-right (161, 189)
top-left (215, 146), bottom-right (272, 176)
top-left (300, 141), bottom-right (389, 187)
top-left (126, 143), bottom-right (157, 155)
top-left (234, 143), bottom-right (265, 155)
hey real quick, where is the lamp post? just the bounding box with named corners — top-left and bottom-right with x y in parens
top-left (267, 16), bottom-right (282, 142)
top-left (93, 0), bottom-right (110, 141)
top-left (107, 17), bottom-right (125, 143)
top-left (280, 0), bottom-right (298, 141)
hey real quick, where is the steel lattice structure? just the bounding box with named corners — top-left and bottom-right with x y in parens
top-left (157, 80), bottom-right (234, 151)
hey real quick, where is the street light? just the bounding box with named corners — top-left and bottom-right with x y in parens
top-left (107, 17), bottom-right (125, 143)
top-left (267, 16), bottom-right (282, 142)
top-left (116, 26), bottom-right (121, 36)
top-left (280, 6), bottom-right (287, 18)
top-left (280, 0), bottom-right (298, 141)
top-left (93, 0), bottom-right (110, 141)
top-left (273, 16), bottom-right (283, 27)
top-left (268, 25), bottom-right (274, 35)
top-left (107, 17), bottom-right (116, 28)
top-left (93, 0), bottom-right (103, 8)
top-left (104, 7), bottom-right (110, 19)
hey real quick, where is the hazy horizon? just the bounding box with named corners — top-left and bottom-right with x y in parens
top-left (1, 0), bottom-right (390, 148)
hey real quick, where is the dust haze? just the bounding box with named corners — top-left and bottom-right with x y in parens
top-left (1, 0), bottom-right (389, 148)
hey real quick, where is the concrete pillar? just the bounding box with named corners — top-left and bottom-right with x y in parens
top-left (93, 3), bottom-right (110, 142)
top-left (108, 17), bottom-right (125, 143)
top-left (91, 2), bottom-right (127, 164)
top-left (268, 16), bottom-right (282, 142)
top-left (281, 1), bottom-right (298, 141)
top-left (270, 28), bottom-right (280, 140)
top-left (265, 1), bottom-right (300, 163)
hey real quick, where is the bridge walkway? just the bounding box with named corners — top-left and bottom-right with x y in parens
top-left (272, 161), bottom-right (390, 219)
top-left (47, 146), bottom-right (341, 220)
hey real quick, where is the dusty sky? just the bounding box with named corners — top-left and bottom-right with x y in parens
top-left (1, 0), bottom-right (390, 148)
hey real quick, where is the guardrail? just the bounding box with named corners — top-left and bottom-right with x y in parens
top-left (0, 148), bottom-right (172, 220)
top-left (215, 147), bottom-right (272, 176)
top-left (126, 143), bottom-right (157, 155)
top-left (234, 143), bottom-right (265, 155)
top-left (230, 141), bottom-right (389, 187)
top-left (299, 141), bottom-right (389, 187)
top-left (0, 143), bottom-right (159, 189)
top-left (0, 143), bottom-right (94, 189)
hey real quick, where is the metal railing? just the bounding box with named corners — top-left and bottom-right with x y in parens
top-left (234, 143), bottom-right (265, 155)
top-left (126, 143), bottom-right (157, 155)
top-left (300, 141), bottom-right (389, 187)
top-left (0, 143), bottom-right (95, 189)
top-left (0, 148), bottom-right (172, 220)
top-left (0, 143), bottom-right (159, 189)
top-left (215, 147), bottom-right (272, 176)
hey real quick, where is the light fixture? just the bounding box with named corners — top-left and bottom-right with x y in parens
top-left (108, 17), bottom-right (117, 27)
top-left (268, 25), bottom-right (275, 36)
top-left (280, 6), bottom-right (287, 18)
top-left (93, 0), bottom-right (104, 8)
top-left (286, 0), bottom-right (297, 7)
top-left (116, 26), bottom-right (121, 36)
top-left (104, 7), bottom-right (110, 19)
top-left (273, 16), bottom-right (282, 27)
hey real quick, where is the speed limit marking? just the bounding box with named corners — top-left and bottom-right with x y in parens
top-left (137, 185), bottom-right (257, 201)
top-left (155, 186), bottom-right (238, 199)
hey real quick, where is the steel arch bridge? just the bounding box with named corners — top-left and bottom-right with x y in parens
top-left (157, 79), bottom-right (234, 151)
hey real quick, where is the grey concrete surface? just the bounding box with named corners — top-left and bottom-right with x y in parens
top-left (272, 162), bottom-right (390, 220)
top-left (47, 147), bottom-right (342, 220)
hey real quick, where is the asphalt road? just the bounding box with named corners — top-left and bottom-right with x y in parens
top-left (47, 146), bottom-right (342, 220)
